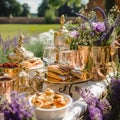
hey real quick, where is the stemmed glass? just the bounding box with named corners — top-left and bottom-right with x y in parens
top-left (59, 50), bottom-right (81, 70)
top-left (43, 46), bottom-right (56, 66)
top-left (59, 50), bottom-right (73, 65)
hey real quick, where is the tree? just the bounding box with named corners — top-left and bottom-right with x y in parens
top-left (58, 3), bottom-right (81, 16)
top-left (21, 3), bottom-right (30, 17)
top-left (37, 0), bottom-right (82, 17)
top-left (37, 0), bottom-right (49, 17)
top-left (0, 0), bottom-right (22, 17)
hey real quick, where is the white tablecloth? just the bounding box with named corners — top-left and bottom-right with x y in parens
top-left (43, 77), bottom-right (111, 120)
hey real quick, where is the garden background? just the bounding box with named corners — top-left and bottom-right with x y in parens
top-left (0, 0), bottom-right (119, 63)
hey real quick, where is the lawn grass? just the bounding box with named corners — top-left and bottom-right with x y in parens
top-left (0, 24), bottom-right (59, 40)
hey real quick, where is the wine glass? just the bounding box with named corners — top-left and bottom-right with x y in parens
top-left (43, 46), bottom-right (56, 65)
top-left (72, 50), bottom-right (81, 70)
top-left (59, 50), bottom-right (73, 66)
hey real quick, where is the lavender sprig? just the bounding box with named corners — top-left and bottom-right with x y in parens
top-left (90, 16), bottom-right (97, 22)
top-left (75, 86), bottom-right (111, 120)
top-left (76, 13), bottom-right (94, 30)
top-left (96, 32), bottom-right (107, 45)
top-left (88, 105), bottom-right (103, 120)
top-left (108, 78), bottom-right (120, 105)
top-left (0, 91), bottom-right (36, 120)
top-left (94, 7), bottom-right (110, 32)
top-left (105, 14), bottom-right (120, 40)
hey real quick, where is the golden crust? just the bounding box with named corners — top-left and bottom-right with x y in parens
top-left (44, 88), bottom-right (55, 96)
top-left (21, 58), bottom-right (43, 68)
top-left (70, 70), bottom-right (82, 79)
top-left (47, 65), bottom-right (72, 75)
top-left (47, 71), bottom-right (72, 81)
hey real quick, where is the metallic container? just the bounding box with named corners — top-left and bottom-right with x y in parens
top-left (78, 45), bottom-right (116, 80)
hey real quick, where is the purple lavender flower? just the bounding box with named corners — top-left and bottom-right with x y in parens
top-left (97, 99), bottom-right (111, 116)
top-left (108, 78), bottom-right (120, 105)
top-left (75, 87), bottom-right (98, 106)
top-left (96, 32), bottom-right (107, 45)
top-left (105, 15), bottom-right (120, 40)
top-left (0, 91), bottom-right (35, 120)
top-left (92, 22), bottom-right (106, 32)
top-left (75, 86), bottom-right (111, 120)
top-left (69, 30), bottom-right (79, 39)
top-left (76, 13), bottom-right (94, 30)
top-left (94, 7), bottom-right (110, 32)
top-left (106, 77), bottom-right (120, 120)
top-left (90, 31), bottom-right (95, 37)
top-left (89, 105), bottom-right (103, 120)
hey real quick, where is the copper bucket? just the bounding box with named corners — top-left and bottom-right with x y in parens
top-left (78, 45), bottom-right (116, 80)
top-left (0, 78), bottom-right (15, 94)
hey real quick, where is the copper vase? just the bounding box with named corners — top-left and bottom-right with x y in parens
top-left (78, 45), bottom-right (116, 80)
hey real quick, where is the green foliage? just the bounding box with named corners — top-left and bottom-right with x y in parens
top-left (0, 0), bottom-right (22, 17)
top-left (105, 0), bottom-right (115, 13)
top-left (37, 0), bottom-right (82, 17)
top-left (48, 0), bottom-right (66, 9)
top-left (44, 9), bottom-right (56, 24)
top-left (37, 0), bottom-right (49, 17)
top-left (48, 0), bottom-right (81, 9)
top-left (0, 49), bottom-right (11, 63)
top-left (21, 3), bottom-right (30, 17)
top-left (24, 40), bottom-right (45, 58)
top-left (0, 0), bottom-right (31, 17)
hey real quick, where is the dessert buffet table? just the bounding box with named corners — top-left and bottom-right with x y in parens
top-left (43, 76), bottom-right (110, 120)
top-left (0, 34), bottom-right (116, 120)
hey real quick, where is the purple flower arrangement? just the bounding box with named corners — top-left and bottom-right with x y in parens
top-left (0, 91), bottom-right (36, 120)
top-left (67, 6), bottom-right (120, 47)
top-left (75, 86), bottom-right (111, 120)
top-left (75, 75), bottom-right (120, 120)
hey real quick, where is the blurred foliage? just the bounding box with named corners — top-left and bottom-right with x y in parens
top-left (48, 0), bottom-right (81, 9)
top-left (24, 40), bottom-right (45, 58)
top-left (37, 0), bottom-right (82, 17)
top-left (105, 0), bottom-right (115, 13)
top-left (0, 0), bottom-right (30, 17)
top-left (0, 50), bottom-right (10, 63)
top-left (0, 0), bottom-right (22, 16)
top-left (21, 3), bottom-right (30, 17)
top-left (37, 0), bottom-right (49, 17)
top-left (44, 9), bottom-right (56, 24)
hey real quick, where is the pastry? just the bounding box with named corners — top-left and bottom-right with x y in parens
top-left (70, 69), bottom-right (82, 79)
top-left (70, 69), bottom-right (91, 80)
top-left (21, 58), bottom-right (43, 68)
top-left (47, 71), bottom-right (72, 81)
top-left (47, 65), bottom-right (72, 75)
top-left (31, 88), bottom-right (67, 109)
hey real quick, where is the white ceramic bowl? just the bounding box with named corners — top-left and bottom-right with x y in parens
top-left (29, 93), bottom-right (73, 120)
